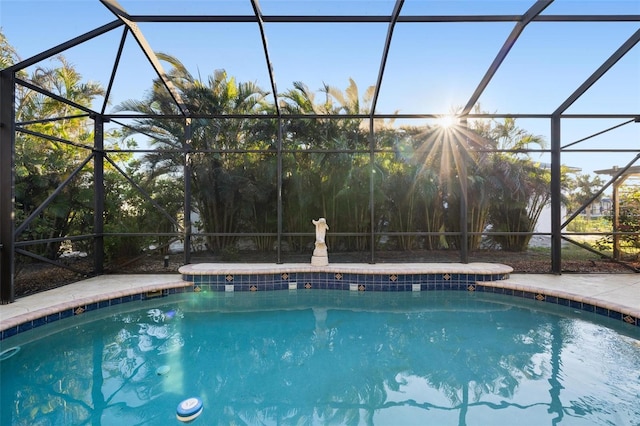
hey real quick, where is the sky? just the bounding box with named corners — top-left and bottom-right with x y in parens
top-left (1, 0), bottom-right (639, 177)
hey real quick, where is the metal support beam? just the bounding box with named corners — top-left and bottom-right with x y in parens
top-left (369, 118), bottom-right (376, 264)
top-left (103, 14), bottom-right (640, 24)
top-left (17, 78), bottom-right (98, 116)
top-left (250, 0), bottom-right (283, 263)
top-left (0, 70), bottom-right (16, 303)
top-left (14, 154), bottom-right (93, 237)
top-left (16, 126), bottom-right (94, 152)
top-left (613, 179), bottom-right (621, 260)
top-left (101, 27), bottom-right (130, 115)
top-left (104, 112), bottom-right (559, 120)
top-left (459, 187), bottom-right (469, 264)
top-left (462, 0), bottom-right (553, 115)
top-left (594, 161), bottom-right (640, 260)
top-left (183, 119), bottom-right (192, 265)
top-left (250, 0), bottom-right (281, 116)
top-left (550, 115), bottom-right (562, 274)
top-left (104, 155), bottom-right (182, 229)
top-left (94, 117), bottom-right (105, 275)
top-left (554, 28), bottom-right (640, 115)
top-left (276, 118), bottom-right (283, 264)
top-left (562, 118), bottom-right (636, 150)
top-left (459, 125), bottom-right (470, 264)
top-left (370, 0), bottom-right (404, 114)
top-left (550, 28), bottom-right (640, 272)
top-left (368, 0), bottom-right (404, 263)
top-left (100, 0), bottom-right (189, 116)
top-left (2, 21), bottom-right (123, 74)
top-left (562, 154), bottom-right (640, 229)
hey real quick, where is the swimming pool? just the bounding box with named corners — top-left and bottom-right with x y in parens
top-left (1, 290), bottom-right (639, 425)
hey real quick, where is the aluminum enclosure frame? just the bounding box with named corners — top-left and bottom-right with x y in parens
top-left (1, 0), bottom-right (639, 303)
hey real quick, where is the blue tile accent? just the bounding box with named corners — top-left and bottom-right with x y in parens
top-left (18, 322), bottom-right (33, 333)
top-left (2, 327), bottom-right (18, 339)
top-left (46, 313), bottom-right (60, 323)
top-left (3, 270), bottom-right (638, 341)
top-left (595, 306), bottom-right (609, 317)
top-left (608, 310), bottom-right (622, 321)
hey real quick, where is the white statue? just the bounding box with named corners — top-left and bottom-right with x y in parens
top-left (312, 218), bottom-right (329, 244)
top-left (311, 218), bottom-right (329, 266)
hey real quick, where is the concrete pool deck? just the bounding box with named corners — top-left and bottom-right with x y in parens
top-left (2, 267), bottom-right (640, 337)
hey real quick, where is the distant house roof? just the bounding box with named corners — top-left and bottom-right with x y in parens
top-left (594, 166), bottom-right (640, 177)
top-left (537, 162), bottom-right (581, 173)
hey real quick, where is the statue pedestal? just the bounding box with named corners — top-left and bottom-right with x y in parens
top-left (311, 242), bottom-right (329, 266)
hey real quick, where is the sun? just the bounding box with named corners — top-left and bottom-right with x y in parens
top-left (435, 114), bottom-right (458, 129)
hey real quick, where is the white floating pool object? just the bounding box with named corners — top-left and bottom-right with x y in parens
top-left (156, 365), bottom-right (170, 376)
top-left (176, 397), bottom-right (203, 422)
top-left (0, 346), bottom-right (21, 361)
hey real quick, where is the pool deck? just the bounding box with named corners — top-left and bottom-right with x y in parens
top-left (2, 264), bottom-right (640, 335)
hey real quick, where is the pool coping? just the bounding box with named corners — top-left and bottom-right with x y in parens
top-left (1, 276), bottom-right (190, 338)
top-left (476, 277), bottom-right (640, 326)
top-left (2, 265), bottom-right (640, 340)
top-left (178, 262), bottom-right (514, 275)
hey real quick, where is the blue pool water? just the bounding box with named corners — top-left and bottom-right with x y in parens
top-left (1, 290), bottom-right (639, 425)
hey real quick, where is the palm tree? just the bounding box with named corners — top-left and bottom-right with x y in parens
top-left (399, 116), bottom-right (495, 251)
top-left (14, 56), bottom-right (105, 259)
top-left (279, 79), bottom-right (375, 253)
top-left (0, 29), bottom-right (21, 70)
top-left (115, 53), bottom-right (272, 253)
top-left (379, 126), bottom-right (446, 251)
top-left (483, 117), bottom-right (550, 251)
top-left (566, 173), bottom-right (605, 221)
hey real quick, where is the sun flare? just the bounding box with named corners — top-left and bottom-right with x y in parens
top-left (435, 114), bottom-right (458, 129)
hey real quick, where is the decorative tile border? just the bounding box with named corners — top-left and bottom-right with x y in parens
top-left (179, 262), bottom-right (514, 277)
top-left (180, 271), bottom-right (511, 292)
top-left (177, 267), bottom-right (640, 331)
top-left (1, 281), bottom-right (191, 341)
top-left (473, 282), bottom-right (639, 328)
top-left (3, 265), bottom-right (639, 340)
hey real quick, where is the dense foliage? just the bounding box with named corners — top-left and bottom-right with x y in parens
top-left (595, 187), bottom-right (640, 257)
top-left (6, 31), bottom-right (630, 269)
